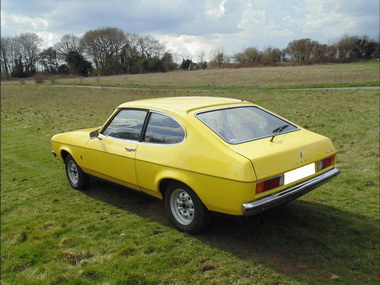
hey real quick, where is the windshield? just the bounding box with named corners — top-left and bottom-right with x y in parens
top-left (197, 106), bottom-right (299, 144)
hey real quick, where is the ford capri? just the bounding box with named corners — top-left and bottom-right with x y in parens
top-left (51, 97), bottom-right (340, 234)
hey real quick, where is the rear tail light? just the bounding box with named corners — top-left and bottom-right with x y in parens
top-left (318, 155), bottom-right (336, 171)
top-left (256, 175), bottom-right (283, 194)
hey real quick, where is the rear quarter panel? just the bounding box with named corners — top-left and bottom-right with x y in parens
top-left (135, 111), bottom-right (257, 215)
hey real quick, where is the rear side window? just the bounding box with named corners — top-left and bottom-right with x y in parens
top-left (103, 109), bottom-right (148, 140)
top-left (143, 113), bottom-right (185, 144)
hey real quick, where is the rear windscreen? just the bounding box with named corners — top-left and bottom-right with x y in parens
top-left (197, 106), bottom-right (299, 144)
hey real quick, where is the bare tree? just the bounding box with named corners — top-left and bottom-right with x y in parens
top-left (54, 34), bottom-right (82, 60)
top-left (119, 33), bottom-right (141, 73)
top-left (138, 35), bottom-right (165, 58)
top-left (170, 51), bottom-right (181, 65)
top-left (209, 48), bottom-right (229, 68)
top-left (3, 32), bottom-right (42, 77)
top-left (197, 50), bottom-right (206, 64)
top-left (0, 36), bottom-right (25, 78)
top-left (122, 33), bottom-right (140, 59)
top-left (17, 32), bottom-right (42, 74)
top-left (0, 36), bottom-right (13, 79)
top-left (197, 50), bottom-right (207, 69)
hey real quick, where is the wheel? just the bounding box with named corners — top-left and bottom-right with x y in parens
top-left (65, 154), bottom-right (90, 190)
top-left (165, 182), bottom-right (210, 234)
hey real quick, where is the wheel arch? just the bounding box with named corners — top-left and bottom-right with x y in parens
top-left (60, 149), bottom-right (70, 161)
top-left (158, 176), bottom-right (209, 210)
top-left (159, 178), bottom-right (180, 198)
top-left (58, 146), bottom-right (79, 165)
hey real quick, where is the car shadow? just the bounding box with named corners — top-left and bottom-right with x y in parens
top-left (80, 179), bottom-right (378, 283)
top-left (81, 179), bottom-right (168, 224)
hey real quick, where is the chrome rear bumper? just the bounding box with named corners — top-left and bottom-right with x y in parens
top-left (242, 168), bottom-right (340, 215)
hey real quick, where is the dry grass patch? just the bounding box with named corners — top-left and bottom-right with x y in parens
top-left (51, 62), bottom-right (379, 87)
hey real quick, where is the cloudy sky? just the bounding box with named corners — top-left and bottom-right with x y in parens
top-left (1, 0), bottom-right (379, 59)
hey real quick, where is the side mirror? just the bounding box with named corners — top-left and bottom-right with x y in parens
top-left (89, 129), bottom-right (100, 139)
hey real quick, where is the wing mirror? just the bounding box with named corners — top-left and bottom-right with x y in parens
top-left (89, 129), bottom-right (101, 139)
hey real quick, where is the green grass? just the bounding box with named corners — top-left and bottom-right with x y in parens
top-left (1, 64), bottom-right (379, 284)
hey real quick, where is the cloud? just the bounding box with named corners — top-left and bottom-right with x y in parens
top-left (11, 15), bottom-right (49, 30)
top-left (284, 0), bottom-right (379, 40)
top-left (1, 0), bottom-right (379, 59)
top-left (156, 34), bottom-right (217, 60)
top-left (205, 0), bottom-right (228, 18)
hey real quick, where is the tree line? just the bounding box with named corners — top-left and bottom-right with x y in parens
top-left (1, 26), bottom-right (379, 79)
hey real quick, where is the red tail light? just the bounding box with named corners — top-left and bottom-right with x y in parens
top-left (318, 155), bottom-right (336, 171)
top-left (256, 176), bottom-right (283, 194)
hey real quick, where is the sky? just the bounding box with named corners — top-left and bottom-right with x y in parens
top-left (1, 0), bottom-right (379, 60)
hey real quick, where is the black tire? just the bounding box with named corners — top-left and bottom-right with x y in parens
top-left (165, 182), bottom-right (210, 234)
top-left (64, 154), bottom-right (90, 190)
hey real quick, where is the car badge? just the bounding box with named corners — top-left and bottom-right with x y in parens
top-left (299, 152), bottom-right (304, 158)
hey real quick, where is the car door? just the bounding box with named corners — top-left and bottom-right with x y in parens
top-left (85, 109), bottom-right (148, 189)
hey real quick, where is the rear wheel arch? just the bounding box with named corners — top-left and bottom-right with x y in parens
top-left (158, 175), bottom-right (209, 208)
top-left (159, 178), bottom-right (177, 198)
top-left (159, 178), bottom-right (204, 203)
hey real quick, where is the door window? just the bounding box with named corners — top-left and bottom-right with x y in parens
top-left (103, 109), bottom-right (147, 140)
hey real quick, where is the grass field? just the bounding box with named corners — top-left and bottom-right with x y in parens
top-left (3, 61), bottom-right (379, 89)
top-left (1, 63), bottom-right (379, 284)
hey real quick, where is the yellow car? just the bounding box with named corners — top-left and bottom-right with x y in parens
top-left (51, 97), bottom-right (340, 233)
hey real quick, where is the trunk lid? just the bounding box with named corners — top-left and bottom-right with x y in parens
top-left (227, 128), bottom-right (336, 181)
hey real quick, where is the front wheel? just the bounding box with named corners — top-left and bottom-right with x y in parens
top-left (65, 154), bottom-right (90, 190)
top-left (165, 182), bottom-right (210, 234)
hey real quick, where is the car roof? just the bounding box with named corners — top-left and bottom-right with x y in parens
top-left (117, 96), bottom-right (247, 113)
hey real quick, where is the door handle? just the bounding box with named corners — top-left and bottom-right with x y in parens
top-left (125, 146), bottom-right (136, 152)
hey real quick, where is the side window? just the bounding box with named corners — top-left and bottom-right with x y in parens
top-left (103, 109), bottom-right (147, 140)
top-left (144, 113), bottom-right (185, 144)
